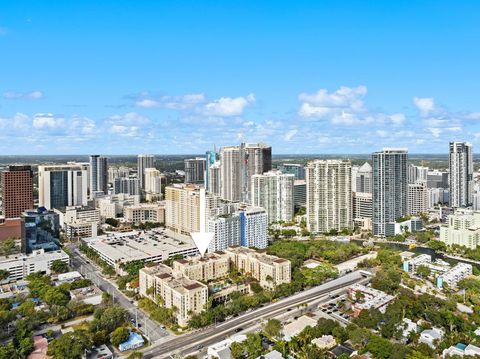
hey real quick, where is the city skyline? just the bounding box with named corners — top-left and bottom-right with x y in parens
top-left (1, 1), bottom-right (480, 154)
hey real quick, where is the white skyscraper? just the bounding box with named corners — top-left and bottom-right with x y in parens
top-left (89, 155), bottom-right (108, 197)
top-left (251, 170), bottom-right (294, 223)
top-left (306, 160), bottom-right (352, 233)
top-left (449, 142), bottom-right (473, 208)
top-left (208, 161), bottom-right (221, 196)
top-left (372, 148), bottom-right (408, 236)
top-left (137, 154), bottom-right (155, 190)
top-left (38, 164), bottom-right (89, 210)
top-left (355, 162), bottom-right (373, 193)
top-left (144, 168), bottom-right (163, 195)
top-left (408, 164), bottom-right (429, 184)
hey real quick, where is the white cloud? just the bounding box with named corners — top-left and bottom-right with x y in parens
top-left (135, 93), bottom-right (205, 109)
top-left (202, 94), bottom-right (255, 117)
top-left (413, 97), bottom-right (435, 116)
top-left (284, 129), bottom-right (298, 142)
top-left (428, 128), bottom-right (442, 138)
top-left (298, 86), bottom-right (367, 120)
top-left (33, 113), bottom-right (65, 129)
top-left (3, 90), bottom-right (44, 100)
top-left (389, 113), bottom-right (406, 126)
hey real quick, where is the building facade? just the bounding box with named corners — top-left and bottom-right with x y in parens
top-left (89, 155), bottom-right (108, 196)
top-left (124, 203), bottom-right (165, 224)
top-left (449, 142), bottom-right (473, 208)
top-left (306, 160), bottom-right (352, 233)
top-left (137, 154), bottom-right (155, 191)
top-left (277, 164), bottom-right (305, 180)
top-left (184, 157), bottom-right (206, 184)
top-left (251, 170), bottom-right (294, 223)
top-left (372, 148), bottom-right (408, 236)
top-left (1, 165), bottom-right (34, 219)
top-left (408, 182), bottom-right (428, 215)
top-left (38, 164), bottom-right (89, 210)
top-left (440, 209), bottom-right (480, 249)
top-left (113, 177), bottom-right (140, 196)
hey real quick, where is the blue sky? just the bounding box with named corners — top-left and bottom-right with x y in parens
top-left (1, 1), bottom-right (480, 155)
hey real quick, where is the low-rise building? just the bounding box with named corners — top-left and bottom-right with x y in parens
top-left (82, 229), bottom-right (199, 274)
top-left (403, 254), bottom-right (432, 273)
top-left (437, 262), bottom-right (473, 289)
top-left (139, 264), bottom-right (208, 326)
top-left (0, 249), bottom-right (69, 281)
top-left (283, 315), bottom-right (318, 341)
top-left (348, 283), bottom-right (395, 317)
top-left (70, 285), bottom-right (103, 305)
top-left (173, 251), bottom-right (230, 282)
top-left (124, 202), bottom-right (165, 224)
top-left (419, 327), bottom-right (444, 348)
top-left (83, 344), bottom-right (113, 359)
top-left (55, 271), bottom-right (82, 284)
top-left (28, 335), bottom-right (49, 359)
top-left (96, 193), bottom-right (140, 219)
top-left (312, 335), bottom-right (337, 350)
top-left (385, 217), bottom-right (423, 237)
top-left (0, 217), bottom-right (22, 242)
top-left (118, 332), bottom-right (145, 352)
top-left (207, 334), bottom-right (247, 359)
top-left (397, 318), bottom-right (418, 340)
top-left (225, 247), bottom-right (291, 290)
top-left (55, 206), bottom-right (100, 239)
top-left (443, 343), bottom-right (480, 358)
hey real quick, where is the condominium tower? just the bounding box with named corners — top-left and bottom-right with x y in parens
top-left (306, 160), bottom-right (352, 233)
top-left (372, 148), bottom-right (408, 236)
top-left (449, 142), bottom-right (473, 208)
top-left (251, 170), bottom-right (295, 223)
top-left (1, 166), bottom-right (34, 218)
top-left (184, 157), bottom-right (206, 184)
top-left (137, 154), bottom-right (155, 190)
top-left (89, 155), bottom-right (108, 196)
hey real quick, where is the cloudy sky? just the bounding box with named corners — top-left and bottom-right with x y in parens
top-left (1, 1), bottom-right (480, 155)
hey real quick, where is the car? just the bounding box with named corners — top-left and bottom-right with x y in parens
top-left (197, 345), bottom-right (204, 350)
top-left (286, 308), bottom-right (292, 312)
top-left (235, 327), bottom-right (243, 333)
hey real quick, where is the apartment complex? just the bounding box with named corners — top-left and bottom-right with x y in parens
top-left (173, 251), bottom-right (230, 282)
top-left (348, 283), bottom-right (395, 317)
top-left (277, 164), bottom-right (305, 180)
top-left (437, 263), bottom-right (473, 289)
top-left (225, 247), bottom-right (291, 290)
top-left (372, 148), bottom-right (408, 236)
top-left (137, 154), bottom-right (155, 190)
top-left (124, 203), bottom-right (165, 224)
top-left (184, 157), bottom-right (206, 184)
top-left (440, 209), bottom-right (480, 249)
top-left (1, 165), bottom-right (34, 219)
top-left (113, 177), bottom-right (140, 196)
top-left (139, 264), bottom-right (208, 326)
top-left (407, 182), bottom-right (428, 215)
top-left (352, 191), bottom-right (373, 230)
top-left (306, 160), bottom-right (352, 233)
top-left (96, 193), bottom-right (140, 219)
top-left (38, 163), bottom-right (89, 210)
top-left (251, 170), bottom-right (295, 223)
top-left (90, 155), bottom-right (108, 196)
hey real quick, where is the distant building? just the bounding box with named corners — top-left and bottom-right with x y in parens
top-left (0, 249), bottom-right (69, 281)
top-left (0, 217), bottom-right (22, 242)
top-left (385, 217), bottom-right (423, 237)
top-left (437, 263), bottom-right (472, 289)
top-left (96, 193), bottom-right (140, 219)
top-left (440, 209), bottom-right (480, 249)
top-left (108, 166), bottom-right (130, 183)
top-left (124, 203), bottom-right (165, 224)
top-left (113, 177), bottom-right (140, 196)
top-left (137, 154), bottom-right (155, 191)
top-left (139, 264), bottom-right (208, 326)
top-left (89, 155), bottom-right (108, 196)
top-left (355, 162), bottom-right (373, 193)
top-left (205, 150), bottom-right (219, 193)
top-left (1, 165), bottom-right (34, 219)
top-left (293, 180), bottom-right (306, 209)
top-left (38, 164), bottom-right (89, 210)
top-left (428, 188), bottom-right (449, 207)
top-left (54, 206), bottom-right (100, 239)
top-left (184, 157), bottom-right (206, 184)
top-left (408, 164), bottom-right (429, 184)
top-left (22, 208), bottom-right (60, 253)
top-left (277, 163), bottom-right (305, 180)
top-left (353, 192), bottom-right (372, 230)
top-left (251, 170), bottom-right (294, 223)
top-left (450, 142), bottom-right (473, 208)
top-left (408, 182), bottom-right (428, 215)
top-left (144, 168), bottom-right (165, 200)
top-left (372, 148), bottom-right (408, 236)
top-left (207, 161), bottom-right (221, 196)
top-left (306, 160), bottom-right (352, 233)
top-left (427, 170), bottom-right (449, 189)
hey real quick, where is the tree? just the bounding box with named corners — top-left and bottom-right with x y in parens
top-left (427, 240), bottom-right (447, 252)
top-left (263, 318), bottom-right (282, 339)
top-left (105, 218), bottom-right (119, 227)
top-left (44, 287), bottom-right (70, 307)
top-left (111, 327), bottom-right (130, 347)
top-left (50, 260), bottom-right (69, 274)
top-left (0, 269), bottom-right (10, 281)
top-left (89, 306), bottom-right (129, 334)
top-left (230, 342), bottom-right (244, 359)
top-left (48, 330), bottom-right (93, 359)
top-left (416, 265), bottom-right (431, 279)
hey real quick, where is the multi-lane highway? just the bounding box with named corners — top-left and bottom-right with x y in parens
top-left (142, 271), bottom-right (367, 358)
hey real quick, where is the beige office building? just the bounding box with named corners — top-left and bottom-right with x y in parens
top-left (124, 202), bottom-right (165, 224)
top-left (139, 264), bottom-right (208, 326)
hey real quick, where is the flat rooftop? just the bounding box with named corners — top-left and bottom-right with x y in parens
top-left (83, 228), bottom-right (198, 262)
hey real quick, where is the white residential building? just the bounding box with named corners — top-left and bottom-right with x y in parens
top-left (419, 327), bottom-right (444, 348)
top-left (144, 168), bottom-right (164, 197)
top-left (306, 159), bottom-right (352, 233)
top-left (251, 170), bottom-right (294, 223)
top-left (89, 155), bottom-right (108, 196)
top-left (437, 262), bottom-right (473, 289)
top-left (96, 193), bottom-right (140, 219)
top-left (38, 164), bottom-right (89, 210)
top-left (440, 209), bottom-right (480, 249)
top-left (208, 161), bottom-right (221, 196)
top-left (54, 206), bottom-right (100, 239)
top-left (124, 202), bottom-right (165, 224)
top-left (0, 249), bottom-right (69, 281)
top-left (207, 214), bottom-right (242, 252)
top-left (137, 154), bottom-right (155, 191)
top-left (114, 177), bottom-right (140, 196)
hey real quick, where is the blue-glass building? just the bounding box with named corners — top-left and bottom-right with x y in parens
top-left (22, 207), bottom-right (60, 254)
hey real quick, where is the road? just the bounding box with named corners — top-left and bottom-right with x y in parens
top-left (142, 271), bottom-right (367, 358)
top-left (67, 244), bottom-right (169, 343)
